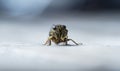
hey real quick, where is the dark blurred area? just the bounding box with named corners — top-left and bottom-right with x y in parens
top-left (45, 0), bottom-right (120, 12)
top-left (72, 0), bottom-right (120, 11)
top-left (0, 0), bottom-right (120, 18)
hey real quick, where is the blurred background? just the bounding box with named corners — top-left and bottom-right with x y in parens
top-left (0, 0), bottom-right (120, 19)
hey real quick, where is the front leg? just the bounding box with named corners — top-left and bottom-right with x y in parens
top-left (65, 41), bottom-right (68, 45)
top-left (67, 39), bottom-right (79, 45)
top-left (63, 38), bottom-right (68, 45)
top-left (44, 38), bottom-right (51, 46)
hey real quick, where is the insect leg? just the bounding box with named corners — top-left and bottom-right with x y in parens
top-left (64, 41), bottom-right (68, 45)
top-left (49, 40), bottom-right (51, 45)
top-left (67, 39), bottom-right (79, 45)
top-left (44, 38), bottom-right (51, 46)
top-left (44, 39), bottom-right (49, 45)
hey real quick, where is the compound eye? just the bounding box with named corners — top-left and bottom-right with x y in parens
top-left (63, 25), bottom-right (66, 29)
top-left (53, 27), bottom-right (56, 30)
top-left (52, 25), bottom-right (56, 30)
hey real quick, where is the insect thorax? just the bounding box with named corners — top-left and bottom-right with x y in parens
top-left (49, 25), bottom-right (68, 43)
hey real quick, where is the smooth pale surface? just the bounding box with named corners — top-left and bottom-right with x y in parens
top-left (0, 14), bottom-right (120, 71)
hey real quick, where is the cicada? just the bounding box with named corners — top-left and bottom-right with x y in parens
top-left (44, 25), bottom-right (79, 45)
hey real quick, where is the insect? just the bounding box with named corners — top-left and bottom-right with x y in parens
top-left (44, 24), bottom-right (79, 46)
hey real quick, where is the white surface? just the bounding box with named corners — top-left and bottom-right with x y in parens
top-left (0, 16), bottom-right (120, 71)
